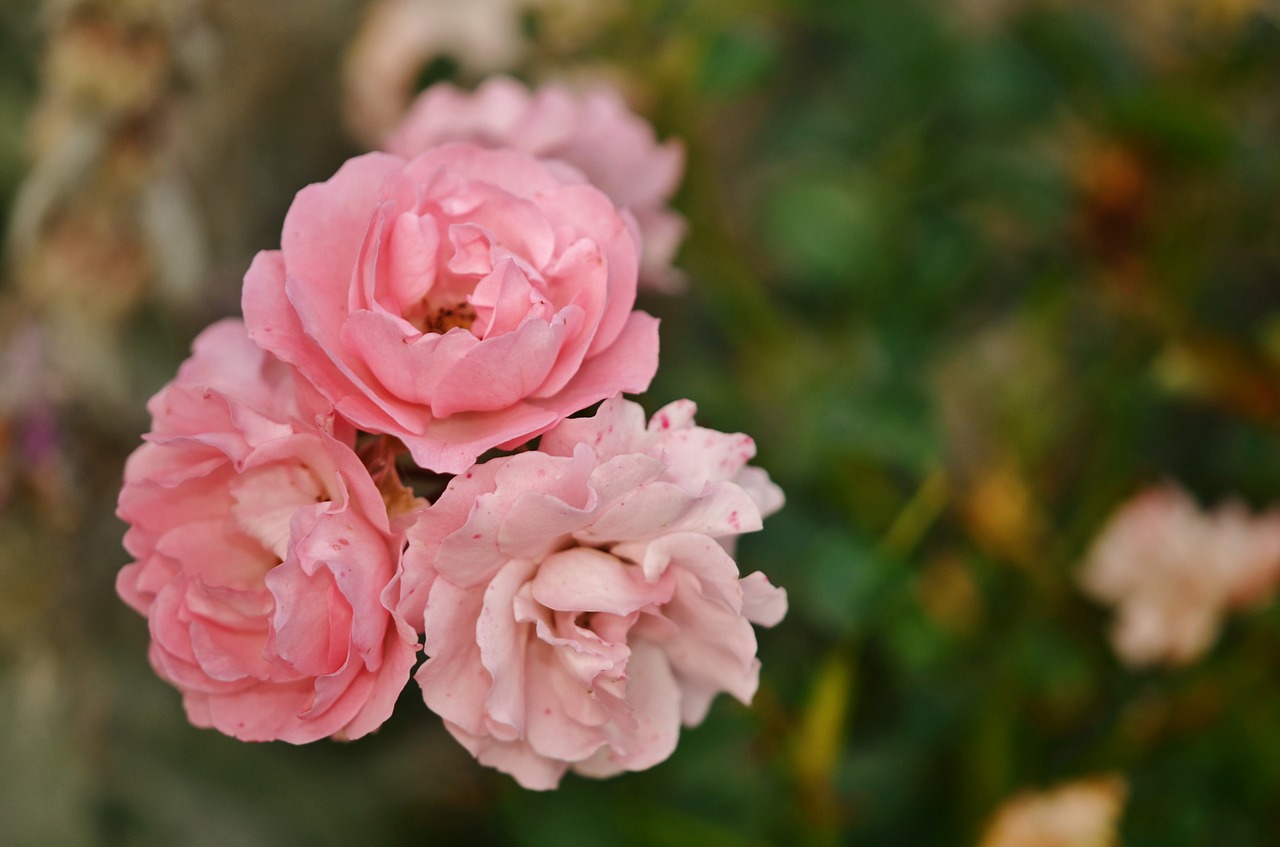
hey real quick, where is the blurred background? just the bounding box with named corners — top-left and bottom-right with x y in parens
top-left (3, 0), bottom-right (1280, 844)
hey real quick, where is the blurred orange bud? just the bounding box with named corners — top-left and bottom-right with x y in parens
top-left (961, 461), bottom-right (1044, 567)
top-left (916, 553), bottom-right (984, 636)
top-left (978, 774), bottom-right (1128, 847)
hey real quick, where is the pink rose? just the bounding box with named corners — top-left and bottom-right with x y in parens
top-left (1078, 483), bottom-right (1280, 667)
top-left (116, 320), bottom-right (418, 743)
top-left (242, 143), bottom-right (660, 474)
top-left (386, 77), bottom-right (687, 292)
top-left (394, 396), bottom-right (786, 789)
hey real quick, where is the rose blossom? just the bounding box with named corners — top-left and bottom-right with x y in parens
top-left (1078, 483), bottom-right (1280, 667)
top-left (978, 775), bottom-right (1128, 847)
top-left (386, 77), bottom-right (687, 291)
top-left (116, 319), bottom-right (418, 743)
top-left (393, 395), bottom-right (787, 789)
top-left (242, 142), bottom-right (659, 475)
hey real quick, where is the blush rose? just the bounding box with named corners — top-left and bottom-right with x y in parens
top-left (393, 395), bottom-right (786, 788)
top-left (1078, 483), bottom-right (1280, 667)
top-left (386, 77), bottom-right (687, 291)
top-left (242, 142), bottom-right (659, 475)
top-left (116, 320), bottom-right (419, 743)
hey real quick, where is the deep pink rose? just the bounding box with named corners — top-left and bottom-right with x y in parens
top-left (116, 320), bottom-right (418, 743)
top-left (386, 77), bottom-right (687, 292)
top-left (394, 396), bottom-right (786, 789)
top-left (243, 143), bottom-right (659, 474)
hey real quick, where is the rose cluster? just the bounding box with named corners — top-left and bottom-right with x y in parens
top-left (116, 78), bottom-right (786, 788)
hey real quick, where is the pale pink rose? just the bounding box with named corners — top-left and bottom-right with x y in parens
top-left (1209, 499), bottom-right (1280, 608)
top-left (116, 320), bottom-right (418, 743)
top-left (1078, 483), bottom-right (1280, 667)
top-left (393, 395), bottom-right (786, 789)
top-left (386, 77), bottom-right (687, 292)
top-left (242, 143), bottom-right (659, 475)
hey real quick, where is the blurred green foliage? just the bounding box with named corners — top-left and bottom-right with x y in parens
top-left (4, 0), bottom-right (1280, 845)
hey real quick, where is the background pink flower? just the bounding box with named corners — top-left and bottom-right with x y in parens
top-left (386, 77), bottom-right (687, 292)
top-left (116, 320), bottom-right (418, 743)
top-left (242, 143), bottom-right (659, 474)
top-left (1078, 483), bottom-right (1280, 667)
top-left (394, 395), bottom-right (786, 789)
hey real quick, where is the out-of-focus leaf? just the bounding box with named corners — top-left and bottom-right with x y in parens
top-left (697, 22), bottom-right (779, 98)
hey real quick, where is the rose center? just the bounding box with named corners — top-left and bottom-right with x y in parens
top-left (357, 434), bottom-right (425, 520)
top-left (409, 300), bottom-right (476, 335)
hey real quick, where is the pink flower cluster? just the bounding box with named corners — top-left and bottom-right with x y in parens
top-left (117, 79), bottom-right (784, 789)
